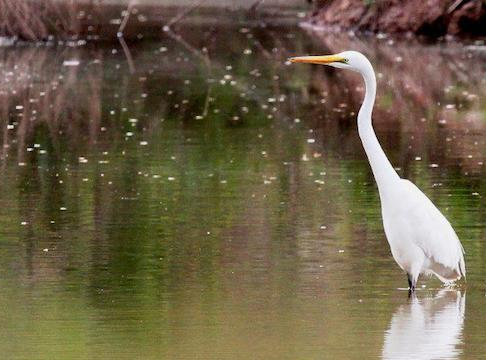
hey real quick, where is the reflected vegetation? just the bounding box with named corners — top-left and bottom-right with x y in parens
top-left (0, 11), bottom-right (485, 359)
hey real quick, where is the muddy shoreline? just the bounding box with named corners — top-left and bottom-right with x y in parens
top-left (309, 0), bottom-right (486, 38)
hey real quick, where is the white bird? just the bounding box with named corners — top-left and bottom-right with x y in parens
top-left (290, 51), bottom-right (466, 291)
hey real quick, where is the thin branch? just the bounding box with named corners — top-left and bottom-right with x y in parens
top-left (164, 0), bottom-right (206, 30)
top-left (118, 36), bottom-right (135, 74)
top-left (118, 0), bottom-right (135, 36)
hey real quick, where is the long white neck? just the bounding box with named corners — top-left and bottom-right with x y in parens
top-left (357, 67), bottom-right (399, 195)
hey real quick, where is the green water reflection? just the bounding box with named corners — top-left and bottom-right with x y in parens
top-left (0, 12), bottom-right (485, 360)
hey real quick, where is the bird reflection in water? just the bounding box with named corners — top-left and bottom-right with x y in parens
top-left (382, 290), bottom-right (465, 360)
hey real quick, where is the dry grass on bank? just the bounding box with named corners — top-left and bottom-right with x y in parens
top-left (0, 0), bottom-right (94, 41)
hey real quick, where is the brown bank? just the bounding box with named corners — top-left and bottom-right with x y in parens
top-left (309, 0), bottom-right (486, 37)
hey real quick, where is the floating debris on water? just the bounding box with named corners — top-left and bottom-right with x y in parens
top-left (63, 60), bottom-right (80, 67)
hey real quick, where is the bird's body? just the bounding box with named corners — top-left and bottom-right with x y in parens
top-left (290, 51), bottom-right (466, 291)
top-left (381, 179), bottom-right (465, 285)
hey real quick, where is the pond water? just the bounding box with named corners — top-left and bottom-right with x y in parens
top-left (0, 9), bottom-right (485, 360)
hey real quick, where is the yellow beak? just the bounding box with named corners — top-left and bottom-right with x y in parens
top-left (289, 54), bottom-right (346, 65)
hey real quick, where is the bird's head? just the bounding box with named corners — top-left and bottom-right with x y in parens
top-left (289, 51), bottom-right (371, 74)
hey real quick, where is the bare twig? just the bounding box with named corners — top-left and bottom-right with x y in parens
top-left (248, 0), bottom-right (265, 16)
top-left (164, 0), bottom-right (206, 30)
top-left (118, 0), bottom-right (135, 37)
top-left (165, 28), bottom-right (211, 68)
top-left (118, 36), bottom-right (135, 74)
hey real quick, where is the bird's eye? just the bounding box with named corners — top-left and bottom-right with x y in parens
top-left (343, 58), bottom-right (349, 63)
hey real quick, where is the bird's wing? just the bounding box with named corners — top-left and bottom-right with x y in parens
top-left (394, 180), bottom-right (465, 278)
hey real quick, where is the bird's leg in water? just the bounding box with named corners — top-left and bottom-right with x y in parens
top-left (407, 273), bottom-right (416, 293)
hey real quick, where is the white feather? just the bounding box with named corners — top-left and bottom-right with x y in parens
top-left (382, 179), bottom-right (466, 282)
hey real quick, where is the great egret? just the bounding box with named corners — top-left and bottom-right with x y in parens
top-left (290, 51), bottom-right (466, 292)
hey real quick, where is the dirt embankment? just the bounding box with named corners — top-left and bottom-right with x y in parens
top-left (309, 0), bottom-right (486, 37)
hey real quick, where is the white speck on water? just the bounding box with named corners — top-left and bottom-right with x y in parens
top-left (167, 177), bottom-right (175, 181)
top-left (243, 49), bottom-right (252, 55)
top-left (220, 180), bottom-right (227, 184)
top-left (415, 156), bottom-right (422, 161)
top-left (63, 60), bottom-right (80, 66)
top-left (301, 154), bottom-right (309, 161)
top-left (429, 163), bottom-right (439, 168)
top-left (18, 162), bottom-right (26, 166)
top-left (78, 156), bottom-right (88, 163)
top-left (140, 141), bottom-right (148, 146)
top-left (338, 249), bottom-right (345, 253)
top-left (307, 138), bottom-right (315, 143)
top-left (21, 221), bottom-right (28, 225)
top-left (43, 248), bottom-right (49, 252)
top-left (320, 225), bottom-right (327, 230)
top-left (126, 132), bottom-right (133, 137)
top-left (7, 124), bottom-right (14, 129)
top-left (15, 105), bottom-right (23, 110)
top-left (60, 207), bottom-right (67, 211)
top-left (472, 192), bottom-right (480, 196)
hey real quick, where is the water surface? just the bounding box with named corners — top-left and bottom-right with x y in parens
top-left (0, 10), bottom-right (485, 359)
